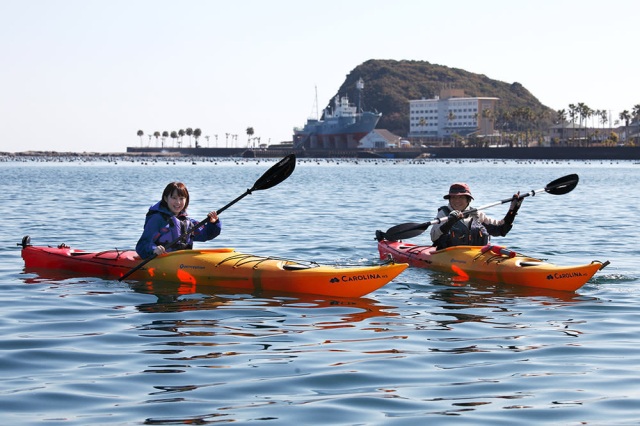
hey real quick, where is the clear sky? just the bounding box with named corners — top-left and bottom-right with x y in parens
top-left (1, 0), bottom-right (637, 153)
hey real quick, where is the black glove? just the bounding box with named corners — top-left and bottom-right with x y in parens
top-left (439, 210), bottom-right (461, 235)
top-left (504, 194), bottom-right (523, 224)
top-left (509, 193), bottom-right (523, 214)
top-left (501, 194), bottom-right (522, 236)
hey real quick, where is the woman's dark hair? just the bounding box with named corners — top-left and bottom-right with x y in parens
top-left (160, 182), bottom-right (190, 211)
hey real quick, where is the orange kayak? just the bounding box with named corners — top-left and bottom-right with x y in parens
top-left (20, 236), bottom-right (408, 298)
top-left (378, 240), bottom-right (608, 292)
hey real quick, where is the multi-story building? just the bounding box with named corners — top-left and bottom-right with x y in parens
top-left (409, 88), bottom-right (499, 142)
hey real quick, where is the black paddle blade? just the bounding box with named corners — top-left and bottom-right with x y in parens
top-left (545, 173), bottom-right (579, 195)
top-left (251, 154), bottom-right (296, 191)
top-left (378, 222), bottom-right (430, 242)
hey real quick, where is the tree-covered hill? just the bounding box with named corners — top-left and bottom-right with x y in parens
top-left (329, 59), bottom-right (555, 137)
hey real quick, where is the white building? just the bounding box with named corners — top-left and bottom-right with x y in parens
top-left (358, 129), bottom-right (403, 149)
top-left (409, 88), bottom-right (499, 139)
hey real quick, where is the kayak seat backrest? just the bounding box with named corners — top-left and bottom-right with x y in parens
top-left (520, 261), bottom-right (545, 267)
top-left (283, 264), bottom-right (313, 271)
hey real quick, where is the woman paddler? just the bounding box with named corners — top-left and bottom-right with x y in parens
top-left (136, 182), bottom-right (222, 259)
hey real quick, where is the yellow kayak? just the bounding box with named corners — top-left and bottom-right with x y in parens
top-left (21, 236), bottom-right (408, 298)
top-left (378, 240), bottom-right (608, 292)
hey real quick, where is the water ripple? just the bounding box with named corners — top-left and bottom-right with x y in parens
top-left (2, 159), bottom-right (640, 424)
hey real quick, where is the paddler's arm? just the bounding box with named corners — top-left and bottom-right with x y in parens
top-left (192, 211), bottom-right (222, 242)
top-left (500, 193), bottom-right (523, 236)
top-left (136, 214), bottom-right (166, 259)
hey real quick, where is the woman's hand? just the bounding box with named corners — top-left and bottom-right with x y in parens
top-left (153, 245), bottom-right (166, 256)
top-left (207, 211), bottom-right (219, 223)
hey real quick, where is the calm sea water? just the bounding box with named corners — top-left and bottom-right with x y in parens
top-left (1, 156), bottom-right (639, 425)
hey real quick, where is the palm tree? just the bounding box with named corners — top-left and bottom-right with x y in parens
top-left (585, 105), bottom-right (593, 144)
top-left (186, 128), bottom-right (193, 147)
top-left (480, 108), bottom-right (495, 146)
top-left (633, 104), bottom-right (640, 123)
top-left (194, 128), bottom-right (202, 148)
top-left (599, 110), bottom-right (608, 143)
top-left (161, 131), bottom-right (169, 148)
top-left (418, 117), bottom-right (427, 135)
top-left (153, 131), bottom-right (160, 147)
top-left (595, 109), bottom-right (603, 129)
top-left (178, 129), bottom-right (185, 147)
top-left (446, 111), bottom-right (456, 144)
top-left (481, 108), bottom-right (493, 135)
top-left (556, 109), bottom-right (567, 144)
top-left (576, 103), bottom-right (589, 146)
top-left (568, 104), bottom-right (578, 145)
top-left (493, 110), bottom-right (508, 146)
top-left (524, 107), bottom-right (535, 145)
top-left (619, 110), bottom-right (631, 142)
top-left (246, 127), bottom-right (255, 147)
top-left (170, 131), bottom-right (178, 147)
top-left (137, 130), bottom-right (144, 146)
top-left (633, 105), bottom-right (640, 145)
top-left (508, 106), bottom-right (533, 146)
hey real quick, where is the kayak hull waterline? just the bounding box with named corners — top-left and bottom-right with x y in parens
top-left (378, 240), bottom-right (608, 292)
top-left (20, 237), bottom-right (408, 298)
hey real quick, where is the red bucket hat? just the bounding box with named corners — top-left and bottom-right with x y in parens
top-left (444, 182), bottom-right (474, 200)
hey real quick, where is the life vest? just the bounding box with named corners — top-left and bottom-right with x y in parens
top-left (147, 211), bottom-right (194, 251)
top-left (435, 205), bottom-right (490, 249)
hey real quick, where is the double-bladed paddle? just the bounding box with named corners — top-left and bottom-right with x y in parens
top-left (376, 174), bottom-right (579, 242)
top-left (118, 154), bottom-right (297, 281)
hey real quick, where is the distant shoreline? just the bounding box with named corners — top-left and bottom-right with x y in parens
top-left (3, 145), bottom-right (640, 161)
